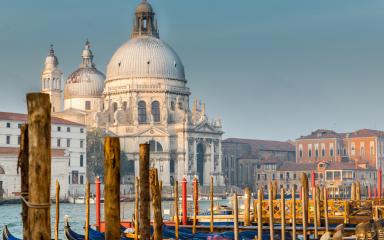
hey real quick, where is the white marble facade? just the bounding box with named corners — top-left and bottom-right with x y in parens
top-left (42, 0), bottom-right (224, 186)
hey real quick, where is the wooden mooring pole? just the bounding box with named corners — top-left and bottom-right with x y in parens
top-left (18, 124), bottom-right (29, 240)
top-left (233, 193), bottom-right (239, 240)
top-left (244, 187), bottom-right (251, 226)
top-left (210, 176), bottom-right (214, 233)
top-left (150, 168), bottom-right (163, 240)
top-left (174, 180), bottom-right (179, 240)
top-left (257, 188), bottom-right (263, 240)
top-left (139, 144), bottom-right (151, 240)
top-left (280, 187), bottom-right (286, 240)
top-left (313, 186), bottom-right (318, 240)
top-left (85, 179), bottom-right (90, 240)
top-left (95, 176), bottom-right (101, 231)
top-left (55, 180), bottom-right (60, 240)
top-left (134, 177), bottom-right (139, 240)
top-left (324, 188), bottom-right (329, 233)
top-left (268, 182), bottom-right (274, 240)
top-left (193, 176), bottom-right (198, 234)
top-left (27, 93), bottom-right (51, 240)
top-left (291, 186), bottom-right (296, 240)
top-left (104, 137), bottom-right (121, 239)
top-left (302, 187), bottom-right (308, 240)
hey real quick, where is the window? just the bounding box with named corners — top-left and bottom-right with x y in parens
top-left (351, 142), bottom-right (355, 156)
top-left (80, 140), bottom-right (84, 148)
top-left (80, 155), bottom-right (84, 167)
top-left (361, 146), bottom-right (365, 156)
top-left (299, 150), bottom-right (303, 158)
top-left (334, 171), bottom-right (341, 180)
top-left (280, 173), bottom-right (283, 180)
top-left (342, 170), bottom-right (353, 180)
top-left (330, 148), bottom-right (334, 157)
top-left (315, 149), bottom-right (319, 158)
top-left (113, 102), bottom-right (118, 112)
top-left (57, 139), bottom-right (61, 147)
top-left (286, 172), bottom-right (290, 179)
top-left (151, 101), bottom-right (161, 123)
top-left (80, 175), bottom-right (84, 185)
top-left (170, 159), bottom-right (175, 173)
top-left (170, 101), bottom-right (175, 111)
top-left (80, 128), bottom-right (84, 133)
top-left (18, 136), bottom-right (21, 145)
top-left (67, 127), bottom-right (70, 132)
top-left (308, 149), bottom-right (312, 157)
top-left (149, 140), bottom-right (163, 152)
top-left (326, 172), bottom-right (333, 180)
top-left (69, 158), bottom-right (71, 166)
top-left (272, 174), bottom-right (275, 180)
top-left (321, 148), bottom-right (325, 157)
top-left (57, 126), bottom-right (61, 132)
top-left (18, 124), bottom-right (22, 128)
top-left (370, 141), bottom-right (375, 156)
top-left (122, 101), bottom-right (127, 111)
top-left (85, 101), bottom-right (91, 110)
top-left (68, 176), bottom-right (71, 184)
top-left (138, 101), bottom-right (147, 123)
top-left (6, 136), bottom-right (10, 144)
top-left (6, 122), bottom-right (10, 128)
top-left (67, 139), bottom-right (70, 147)
top-left (293, 173), bottom-right (296, 179)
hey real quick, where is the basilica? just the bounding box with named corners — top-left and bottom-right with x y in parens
top-left (41, 0), bottom-right (224, 186)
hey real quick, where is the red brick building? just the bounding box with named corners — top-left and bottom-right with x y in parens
top-left (296, 129), bottom-right (384, 169)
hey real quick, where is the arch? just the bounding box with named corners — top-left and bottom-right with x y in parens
top-left (138, 101), bottom-right (147, 123)
top-left (122, 101), bottom-right (128, 111)
top-left (112, 102), bottom-right (118, 112)
top-left (149, 140), bottom-right (163, 152)
top-left (196, 143), bottom-right (204, 185)
top-left (151, 101), bottom-right (160, 123)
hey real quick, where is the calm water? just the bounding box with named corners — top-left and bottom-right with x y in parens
top-left (0, 200), bottom-right (229, 239)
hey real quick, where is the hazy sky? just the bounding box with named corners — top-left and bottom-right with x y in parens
top-left (1, 0), bottom-right (384, 141)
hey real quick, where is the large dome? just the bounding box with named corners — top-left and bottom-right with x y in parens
top-left (64, 41), bottom-right (106, 100)
top-left (106, 36), bottom-right (185, 82)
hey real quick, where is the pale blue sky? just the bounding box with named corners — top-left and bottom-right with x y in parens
top-left (1, 0), bottom-right (384, 140)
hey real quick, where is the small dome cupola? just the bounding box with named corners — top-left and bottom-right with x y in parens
top-left (81, 40), bottom-right (95, 68)
top-left (44, 44), bottom-right (59, 70)
top-left (131, 0), bottom-right (159, 39)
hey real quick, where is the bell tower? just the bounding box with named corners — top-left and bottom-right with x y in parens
top-left (131, 0), bottom-right (159, 39)
top-left (41, 45), bottom-right (63, 113)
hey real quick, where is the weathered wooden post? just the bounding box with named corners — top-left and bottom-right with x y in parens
top-left (150, 168), bottom-right (163, 240)
top-left (324, 188), bottom-right (329, 233)
top-left (27, 93), bottom-right (51, 240)
top-left (95, 176), bottom-right (101, 231)
top-left (174, 180), bottom-right (179, 240)
top-left (257, 188), bottom-right (263, 240)
top-left (85, 179), bottom-right (90, 240)
top-left (233, 193), bottom-right (239, 240)
top-left (210, 176), bottom-right (214, 233)
top-left (139, 144), bottom-right (150, 240)
top-left (291, 186), bottom-right (296, 240)
top-left (313, 186), bottom-right (318, 240)
top-left (301, 187), bottom-right (308, 240)
top-left (244, 187), bottom-right (251, 226)
top-left (273, 180), bottom-right (278, 200)
top-left (356, 181), bottom-right (361, 200)
top-left (18, 124), bottom-right (29, 240)
top-left (55, 180), bottom-right (60, 240)
top-left (104, 137), bottom-right (121, 239)
top-left (301, 173), bottom-right (309, 228)
top-left (192, 176), bottom-right (198, 234)
top-left (351, 182), bottom-right (356, 200)
top-left (280, 187), bottom-right (286, 240)
top-left (134, 177), bottom-right (139, 240)
top-left (311, 170), bottom-right (316, 199)
top-left (268, 182), bottom-right (275, 240)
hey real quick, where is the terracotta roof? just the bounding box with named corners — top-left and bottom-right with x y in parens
top-left (326, 162), bottom-right (375, 170)
top-left (0, 112), bottom-right (85, 126)
top-left (223, 138), bottom-right (295, 153)
top-left (0, 147), bottom-right (66, 157)
top-left (348, 129), bottom-right (384, 138)
top-left (277, 162), bottom-right (317, 171)
top-left (298, 129), bottom-right (343, 140)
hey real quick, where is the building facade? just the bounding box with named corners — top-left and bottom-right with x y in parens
top-left (0, 112), bottom-right (86, 198)
top-left (222, 138), bottom-right (295, 189)
top-left (296, 129), bottom-right (384, 169)
top-left (41, 0), bottom-right (224, 187)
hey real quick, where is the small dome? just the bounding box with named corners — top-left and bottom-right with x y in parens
top-left (64, 41), bottom-right (106, 100)
top-left (106, 36), bottom-right (185, 81)
top-left (135, 1), bottom-right (153, 13)
top-left (44, 45), bottom-right (59, 70)
top-left (64, 68), bottom-right (105, 99)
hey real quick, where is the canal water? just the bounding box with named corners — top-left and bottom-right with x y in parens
top-left (0, 200), bottom-right (230, 239)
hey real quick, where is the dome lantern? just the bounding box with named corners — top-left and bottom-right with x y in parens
top-left (80, 40), bottom-right (95, 68)
top-left (131, 0), bottom-right (159, 39)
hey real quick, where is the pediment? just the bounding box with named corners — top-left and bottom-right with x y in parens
top-left (135, 126), bottom-right (169, 137)
top-left (193, 122), bottom-right (217, 133)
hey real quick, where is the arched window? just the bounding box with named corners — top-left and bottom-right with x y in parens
top-left (149, 140), bottom-right (163, 152)
top-left (151, 101), bottom-right (160, 123)
top-left (122, 101), bottom-right (128, 111)
top-left (138, 101), bottom-right (147, 124)
top-left (80, 155), bottom-right (84, 167)
top-left (112, 102), bottom-right (118, 112)
top-left (0, 166), bottom-right (5, 174)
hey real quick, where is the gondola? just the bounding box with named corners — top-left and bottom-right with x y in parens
top-left (64, 223), bottom-right (132, 240)
top-left (2, 226), bottom-right (21, 240)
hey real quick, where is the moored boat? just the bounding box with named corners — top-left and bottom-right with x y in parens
top-left (2, 226), bottom-right (20, 240)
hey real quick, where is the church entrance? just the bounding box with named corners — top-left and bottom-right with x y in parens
top-left (196, 143), bottom-right (205, 185)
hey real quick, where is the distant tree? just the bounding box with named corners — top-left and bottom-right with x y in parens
top-left (87, 128), bottom-right (135, 183)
